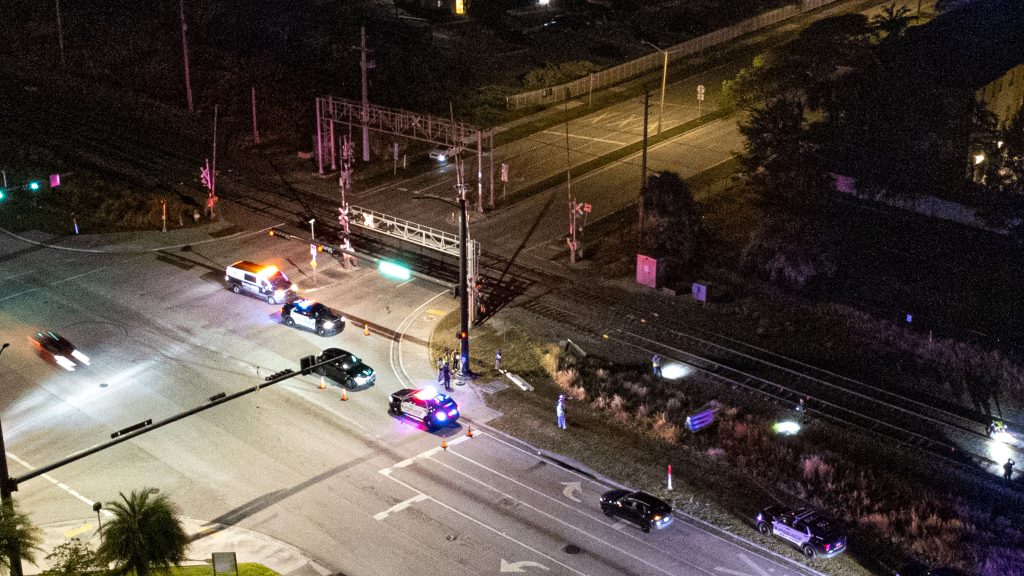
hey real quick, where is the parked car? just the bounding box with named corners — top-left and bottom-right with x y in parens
top-left (755, 505), bottom-right (847, 559)
top-left (32, 331), bottom-right (90, 371)
top-left (314, 348), bottom-right (375, 389)
top-left (599, 489), bottom-right (673, 533)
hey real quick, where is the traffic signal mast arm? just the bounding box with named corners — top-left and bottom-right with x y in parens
top-left (7, 356), bottom-right (325, 491)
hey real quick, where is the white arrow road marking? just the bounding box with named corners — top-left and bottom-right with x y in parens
top-left (373, 494), bottom-right (429, 521)
top-left (560, 481), bottom-right (582, 502)
top-left (500, 559), bottom-right (550, 573)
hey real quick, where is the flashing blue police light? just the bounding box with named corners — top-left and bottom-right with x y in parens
top-left (435, 411), bottom-right (448, 422)
top-left (378, 260), bottom-right (411, 281)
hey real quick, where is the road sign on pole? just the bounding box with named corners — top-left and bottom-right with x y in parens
top-left (697, 84), bottom-right (705, 116)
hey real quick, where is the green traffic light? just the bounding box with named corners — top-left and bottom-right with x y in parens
top-left (378, 260), bottom-right (411, 281)
top-left (0, 189), bottom-right (5, 201)
top-left (28, 181), bottom-right (40, 191)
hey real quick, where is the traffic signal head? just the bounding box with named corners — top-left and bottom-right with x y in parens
top-left (28, 181), bottom-right (41, 191)
top-left (378, 260), bottom-right (411, 281)
top-left (455, 330), bottom-right (468, 341)
top-left (0, 189), bottom-right (5, 201)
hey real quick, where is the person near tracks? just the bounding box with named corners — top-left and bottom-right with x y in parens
top-left (556, 394), bottom-right (567, 430)
top-left (1005, 458), bottom-right (1015, 481)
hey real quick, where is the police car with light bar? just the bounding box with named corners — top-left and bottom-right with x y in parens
top-left (756, 505), bottom-right (847, 559)
top-left (281, 299), bottom-right (345, 336)
top-left (388, 388), bottom-right (460, 431)
top-left (225, 261), bottom-right (296, 304)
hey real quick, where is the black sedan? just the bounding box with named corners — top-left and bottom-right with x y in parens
top-left (32, 331), bottom-right (90, 371)
top-left (314, 348), bottom-right (375, 389)
top-left (599, 489), bottom-right (673, 533)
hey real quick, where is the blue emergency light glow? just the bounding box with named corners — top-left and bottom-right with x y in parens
top-left (295, 299), bottom-right (314, 309)
top-left (378, 260), bottom-right (412, 281)
top-left (435, 412), bottom-right (448, 422)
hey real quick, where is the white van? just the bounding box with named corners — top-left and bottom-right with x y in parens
top-left (225, 261), bottom-right (297, 304)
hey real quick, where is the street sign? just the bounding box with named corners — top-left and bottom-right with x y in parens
top-left (500, 163), bottom-right (509, 183)
top-left (310, 243), bottom-right (317, 257)
top-left (697, 85), bottom-right (705, 101)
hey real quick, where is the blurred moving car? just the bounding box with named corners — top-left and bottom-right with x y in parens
top-left (314, 348), bottom-right (375, 390)
top-left (32, 331), bottom-right (90, 371)
top-left (599, 489), bottom-right (673, 533)
top-left (428, 146), bottom-right (457, 163)
top-left (281, 299), bottom-right (345, 336)
top-left (388, 387), bottom-right (459, 431)
top-left (756, 505), bottom-right (847, 559)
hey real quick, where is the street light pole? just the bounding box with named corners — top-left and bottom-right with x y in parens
top-left (642, 41), bottom-right (667, 135)
top-left (0, 343), bottom-right (23, 576)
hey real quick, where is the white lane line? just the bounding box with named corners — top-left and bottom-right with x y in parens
top-left (736, 553), bottom-right (772, 576)
top-left (378, 466), bottom-right (590, 576)
top-left (541, 130), bottom-right (626, 145)
top-left (1, 270), bottom-right (34, 281)
top-left (373, 494), bottom-right (429, 520)
top-left (476, 432), bottom-right (821, 576)
top-left (6, 453), bottom-right (112, 516)
top-left (430, 450), bottom-right (708, 576)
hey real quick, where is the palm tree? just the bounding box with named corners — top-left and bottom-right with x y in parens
top-left (97, 489), bottom-right (189, 576)
top-left (871, 4), bottom-right (912, 41)
top-left (0, 501), bottom-right (43, 574)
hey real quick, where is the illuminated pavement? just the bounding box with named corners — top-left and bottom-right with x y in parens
top-left (0, 221), bottom-right (828, 576)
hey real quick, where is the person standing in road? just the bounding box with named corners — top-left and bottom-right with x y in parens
top-left (795, 398), bottom-right (806, 424)
top-left (556, 394), bottom-right (567, 430)
top-left (442, 362), bottom-right (452, 392)
top-left (1005, 458), bottom-right (1015, 481)
top-left (651, 354), bottom-right (662, 377)
top-left (437, 356), bottom-right (445, 383)
top-left (495, 348), bottom-right (502, 371)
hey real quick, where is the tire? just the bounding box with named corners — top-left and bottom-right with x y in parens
top-left (284, 317), bottom-right (295, 327)
top-left (231, 285), bottom-right (241, 294)
top-left (387, 403), bottom-right (399, 415)
top-left (602, 507), bottom-right (613, 517)
top-left (801, 545), bottom-right (815, 559)
top-left (641, 523), bottom-right (651, 534)
top-left (267, 295), bottom-right (277, 305)
top-left (344, 378), bottom-right (356, 390)
top-left (757, 522), bottom-right (771, 535)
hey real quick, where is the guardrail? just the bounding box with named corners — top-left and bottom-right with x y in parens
top-left (506, 0), bottom-right (839, 110)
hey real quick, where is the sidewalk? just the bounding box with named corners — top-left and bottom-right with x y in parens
top-left (29, 517), bottom-right (329, 576)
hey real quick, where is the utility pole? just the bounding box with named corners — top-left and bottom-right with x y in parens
top-left (54, 0), bottom-right (66, 68)
top-left (178, 0), bottom-right (194, 114)
top-left (359, 27), bottom-right (371, 162)
top-left (251, 87), bottom-right (260, 145)
top-left (564, 96), bottom-right (580, 264)
top-left (639, 91), bottom-right (650, 243)
top-left (0, 342), bottom-right (23, 576)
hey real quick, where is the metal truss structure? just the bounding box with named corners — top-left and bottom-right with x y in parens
top-left (347, 205), bottom-right (480, 322)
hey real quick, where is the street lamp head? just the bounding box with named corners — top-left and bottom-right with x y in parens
top-left (308, 218), bottom-right (316, 225)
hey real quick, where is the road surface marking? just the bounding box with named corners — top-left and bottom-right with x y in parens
top-left (373, 494), bottom-right (429, 520)
top-left (64, 523), bottom-right (93, 538)
top-left (500, 559), bottom-right (550, 572)
top-left (6, 452), bottom-right (112, 515)
top-left (561, 481), bottom-right (582, 502)
top-left (737, 553), bottom-right (773, 576)
top-left (541, 130), bottom-right (626, 145)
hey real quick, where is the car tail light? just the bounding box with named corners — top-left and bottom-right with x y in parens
top-left (448, 409), bottom-right (458, 416)
top-left (824, 543), bottom-right (831, 552)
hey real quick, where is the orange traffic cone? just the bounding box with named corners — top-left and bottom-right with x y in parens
top-left (363, 323), bottom-right (370, 336)
top-left (319, 376), bottom-right (326, 390)
top-left (466, 425), bottom-right (474, 438)
top-left (441, 438), bottom-right (448, 450)
top-left (341, 388), bottom-right (348, 401)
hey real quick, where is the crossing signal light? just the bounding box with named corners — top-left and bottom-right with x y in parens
top-left (455, 330), bottom-right (468, 341)
top-left (28, 181), bottom-right (41, 191)
top-left (0, 189), bottom-right (5, 201)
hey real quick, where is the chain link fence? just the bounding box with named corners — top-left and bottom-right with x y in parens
top-left (506, 0), bottom-right (840, 110)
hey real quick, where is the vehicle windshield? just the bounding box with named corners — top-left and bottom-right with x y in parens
top-left (268, 270), bottom-right (290, 289)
